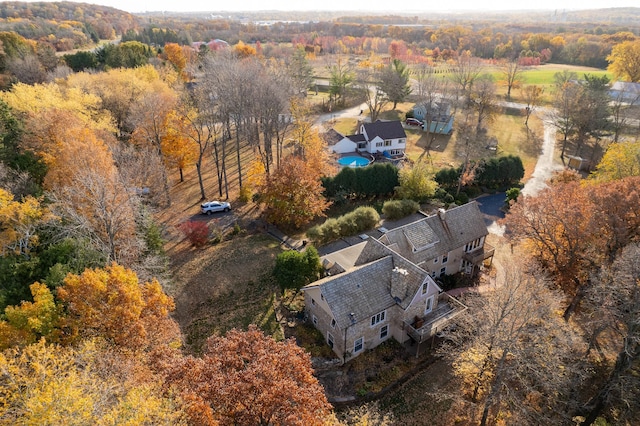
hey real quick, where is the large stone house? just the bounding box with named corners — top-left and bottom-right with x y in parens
top-left (302, 202), bottom-right (493, 362)
top-left (327, 120), bottom-right (407, 157)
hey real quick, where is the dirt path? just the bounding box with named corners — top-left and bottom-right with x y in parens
top-left (520, 113), bottom-right (565, 197)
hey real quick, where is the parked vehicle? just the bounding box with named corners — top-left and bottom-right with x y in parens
top-left (405, 118), bottom-right (423, 127)
top-left (201, 201), bottom-right (231, 215)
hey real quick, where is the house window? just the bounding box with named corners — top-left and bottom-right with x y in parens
top-left (376, 141), bottom-right (383, 147)
top-left (312, 315), bottom-right (318, 325)
top-left (354, 337), bottom-right (364, 353)
top-left (426, 296), bottom-right (434, 313)
top-left (464, 238), bottom-right (483, 253)
top-left (399, 139), bottom-right (406, 144)
top-left (311, 298), bottom-right (316, 306)
top-left (384, 140), bottom-right (392, 146)
top-left (321, 293), bottom-right (324, 301)
top-left (371, 311), bottom-right (386, 326)
top-left (434, 257), bottom-right (438, 264)
top-left (431, 271), bottom-right (436, 278)
top-left (442, 253), bottom-right (448, 264)
top-left (440, 267), bottom-right (447, 276)
top-left (331, 318), bottom-right (336, 328)
top-left (422, 282), bottom-right (428, 294)
top-left (327, 332), bottom-right (334, 348)
top-left (380, 325), bottom-right (388, 339)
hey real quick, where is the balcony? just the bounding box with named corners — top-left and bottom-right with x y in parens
top-left (463, 242), bottom-right (495, 266)
top-left (403, 293), bottom-right (468, 344)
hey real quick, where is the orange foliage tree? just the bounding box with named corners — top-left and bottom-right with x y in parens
top-left (164, 325), bottom-right (331, 426)
top-left (57, 263), bottom-right (180, 352)
top-left (260, 155), bottom-right (330, 228)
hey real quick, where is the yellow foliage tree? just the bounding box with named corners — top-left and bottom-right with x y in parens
top-left (233, 40), bottom-right (257, 57)
top-left (590, 141), bottom-right (640, 182)
top-left (0, 339), bottom-right (186, 425)
top-left (0, 188), bottom-right (48, 256)
top-left (607, 40), bottom-right (640, 82)
top-left (57, 263), bottom-right (180, 352)
top-left (0, 282), bottom-right (61, 350)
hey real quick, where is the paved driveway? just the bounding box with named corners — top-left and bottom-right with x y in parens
top-left (475, 193), bottom-right (506, 236)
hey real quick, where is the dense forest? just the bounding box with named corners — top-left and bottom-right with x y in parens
top-left (0, 1), bottom-right (639, 425)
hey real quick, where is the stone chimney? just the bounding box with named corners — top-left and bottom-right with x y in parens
top-left (390, 267), bottom-right (409, 301)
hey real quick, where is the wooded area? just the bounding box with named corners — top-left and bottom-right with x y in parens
top-left (0, 2), bottom-right (639, 425)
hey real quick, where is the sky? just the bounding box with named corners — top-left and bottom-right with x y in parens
top-left (22, 0), bottom-right (640, 14)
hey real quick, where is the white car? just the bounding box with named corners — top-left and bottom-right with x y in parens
top-left (200, 201), bottom-right (231, 215)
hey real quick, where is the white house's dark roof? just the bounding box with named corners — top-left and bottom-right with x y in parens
top-left (362, 120), bottom-right (406, 140)
top-left (379, 202), bottom-right (488, 264)
top-left (347, 134), bottom-right (366, 143)
top-left (323, 129), bottom-right (345, 146)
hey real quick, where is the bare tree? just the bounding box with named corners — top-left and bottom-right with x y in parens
top-left (449, 51), bottom-right (484, 105)
top-left (50, 167), bottom-right (142, 265)
top-left (497, 58), bottom-right (523, 100)
top-left (355, 66), bottom-right (388, 123)
top-left (469, 74), bottom-right (497, 133)
top-left (547, 78), bottom-right (581, 159)
top-left (608, 82), bottom-right (640, 142)
top-left (579, 243), bottom-right (640, 426)
top-left (520, 85), bottom-right (544, 127)
top-left (439, 262), bottom-right (583, 426)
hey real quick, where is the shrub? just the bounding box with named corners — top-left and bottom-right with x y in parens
top-left (238, 185), bottom-right (252, 202)
top-left (178, 221), bottom-right (209, 247)
top-left (455, 192), bottom-right (469, 205)
top-left (273, 246), bottom-right (322, 291)
top-left (347, 206), bottom-right (380, 231)
top-left (382, 199), bottom-right (420, 220)
top-left (306, 207), bottom-right (380, 245)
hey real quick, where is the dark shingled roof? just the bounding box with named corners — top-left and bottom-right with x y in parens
top-left (379, 202), bottom-right (488, 265)
top-left (347, 133), bottom-right (366, 143)
top-left (323, 129), bottom-right (345, 146)
top-left (305, 239), bottom-right (433, 328)
top-left (362, 120), bottom-right (406, 140)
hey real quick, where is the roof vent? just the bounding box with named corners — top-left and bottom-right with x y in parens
top-left (392, 267), bottom-right (408, 276)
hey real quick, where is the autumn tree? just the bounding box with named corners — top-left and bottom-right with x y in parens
top-left (0, 282), bottom-right (61, 350)
top-left (164, 325), bottom-right (332, 425)
top-left (501, 179), bottom-right (599, 314)
top-left (260, 155), bottom-right (330, 228)
top-left (57, 263), bottom-right (180, 352)
top-left (590, 141), bottom-right (640, 182)
top-left (129, 82), bottom-right (178, 205)
top-left (0, 339), bottom-right (185, 425)
top-left (439, 263), bottom-right (582, 426)
top-left (162, 42), bottom-right (188, 79)
top-left (606, 40), bottom-right (640, 82)
top-left (0, 188), bottom-right (48, 257)
top-left (578, 243), bottom-right (640, 425)
top-left (161, 110), bottom-right (198, 183)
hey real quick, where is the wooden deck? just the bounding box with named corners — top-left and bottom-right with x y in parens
top-left (403, 293), bottom-right (467, 344)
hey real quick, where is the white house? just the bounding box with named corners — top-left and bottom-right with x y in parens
top-left (327, 120), bottom-right (407, 157)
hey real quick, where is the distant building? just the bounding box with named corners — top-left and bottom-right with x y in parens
top-left (411, 100), bottom-right (454, 135)
top-left (327, 120), bottom-right (406, 157)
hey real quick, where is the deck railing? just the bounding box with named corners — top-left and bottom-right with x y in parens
top-left (403, 293), bottom-right (467, 343)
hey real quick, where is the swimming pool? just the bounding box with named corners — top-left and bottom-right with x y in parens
top-left (337, 156), bottom-right (371, 168)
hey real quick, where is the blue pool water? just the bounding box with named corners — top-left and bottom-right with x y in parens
top-left (337, 156), bottom-right (370, 167)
